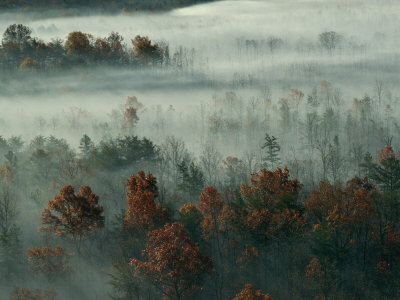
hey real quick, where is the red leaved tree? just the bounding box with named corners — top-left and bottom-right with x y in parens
top-left (238, 168), bottom-right (306, 243)
top-left (198, 186), bottom-right (225, 240)
top-left (130, 222), bottom-right (213, 300)
top-left (124, 171), bottom-right (169, 233)
top-left (40, 185), bottom-right (104, 252)
top-left (240, 167), bottom-right (302, 210)
top-left (233, 283), bottom-right (273, 300)
top-left (27, 245), bottom-right (72, 277)
top-left (65, 31), bottom-right (90, 55)
top-left (9, 287), bottom-right (56, 300)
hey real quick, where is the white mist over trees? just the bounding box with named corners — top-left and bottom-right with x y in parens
top-left (0, 0), bottom-right (400, 299)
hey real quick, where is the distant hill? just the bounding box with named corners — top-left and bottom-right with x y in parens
top-left (0, 0), bottom-right (215, 11)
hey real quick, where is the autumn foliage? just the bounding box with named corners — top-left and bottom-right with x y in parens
top-left (124, 171), bottom-right (169, 233)
top-left (238, 168), bottom-right (306, 242)
top-left (240, 167), bottom-right (302, 210)
top-left (20, 57), bottom-right (38, 71)
top-left (233, 284), bottom-right (273, 300)
top-left (132, 35), bottom-right (162, 65)
top-left (198, 187), bottom-right (225, 239)
top-left (9, 287), bottom-right (56, 300)
top-left (27, 245), bottom-right (72, 276)
top-left (130, 222), bottom-right (213, 300)
top-left (378, 145), bottom-right (396, 163)
top-left (65, 32), bottom-right (90, 55)
top-left (4, 134), bottom-right (400, 300)
top-left (40, 185), bottom-right (104, 242)
top-left (305, 177), bottom-right (378, 262)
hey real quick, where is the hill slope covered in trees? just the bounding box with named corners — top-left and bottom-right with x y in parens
top-left (0, 0), bottom-right (215, 12)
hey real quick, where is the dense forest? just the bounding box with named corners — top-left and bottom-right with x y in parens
top-left (1, 0), bottom-right (400, 299)
top-left (1, 120), bottom-right (400, 299)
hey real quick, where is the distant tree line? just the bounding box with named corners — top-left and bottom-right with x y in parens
top-left (0, 0), bottom-right (215, 11)
top-left (0, 24), bottom-right (348, 74)
top-left (0, 24), bottom-right (171, 72)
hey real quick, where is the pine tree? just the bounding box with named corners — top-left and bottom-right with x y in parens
top-left (178, 161), bottom-right (205, 198)
top-left (79, 134), bottom-right (94, 158)
top-left (261, 134), bottom-right (281, 169)
top-left (360, 152), bottom-right (374, 177)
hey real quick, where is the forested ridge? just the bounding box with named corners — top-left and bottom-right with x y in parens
top-left (1, 114), bottom-right (400, 299)
top-left (0, 0), bottom-right (214, 11)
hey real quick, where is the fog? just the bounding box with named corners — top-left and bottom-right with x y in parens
top-left (1, 0), bottom-right (400, 299)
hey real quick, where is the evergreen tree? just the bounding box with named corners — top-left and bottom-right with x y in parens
top-left (261, 133), bottom-right (281, 169)
top-left (367, 146), bottom-right (400, 219)
top-left (359, 152), bottom-right (374, 177)
top-left (79, 134), bottom-right (94, 158)
top-left (178, 161), bottom-right (205, 198)
top-left (0, 224), bottom-right (23, 281)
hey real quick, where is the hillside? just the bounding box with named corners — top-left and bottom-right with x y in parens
top-left (0, 0), bottom-right (215, 11)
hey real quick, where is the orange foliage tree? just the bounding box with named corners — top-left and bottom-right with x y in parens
top-left (378, 145), bottom-right (396, 162)
top-left (65, 31), bottom-right (90, 55)
top-left (305, 177), bottom-right (378, 265)
top-left (20, 57), bottom-right (38, 71)
top-left (9, 287), bottom-right (56, 300)
top-left (123, 107), bottom-right (139, 130)
top-left (124, 171), bottom-right (169, 234)
top-left (198, 186), bottom-right (224, 215)
top-left (304, 257), bottom-right (334, 299)
top-left (233, 284), bottom-right (273, 300)
top-left (240, 167), bottom-right (302, 210)
top-left (94, 38), bottom-right (111, 59)
top-left (130, 222), bottom-right (213, 300)
top-left (27, 245), bottom-right (72, 277)
top-left (132, 35), bottom-right (162, 65)
top-left (238, 167), bottom-right (306, 243)
top-left (40, 185), bottom-right (104, 251)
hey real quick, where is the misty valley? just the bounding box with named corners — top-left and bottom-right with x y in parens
top-left (1, 0), bottom-right (400, 299)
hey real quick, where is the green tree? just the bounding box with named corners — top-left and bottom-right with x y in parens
top-left (79, 134), bottom-right (94, 158)
top-left (177, 160), bottom-right (205, 198)
top-left (368, 146), bottom-right (400, 219)
top-left (109, 261), bottom-right (142, 300)
top-left (2, 24), bottom-right (32, 45)
top-left (261, 134), bottom-right (281, 169)
top-left (0, 166), bottom-right (22, 281)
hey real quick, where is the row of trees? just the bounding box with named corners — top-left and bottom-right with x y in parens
top-left (0, 24), bottom-right (353, 73)
top-left (0, 24), bottom-right (170, 72)
top-left (237, 31), bottom-right (344, 56)
top-left (0, 0), bottom-right (214, 11)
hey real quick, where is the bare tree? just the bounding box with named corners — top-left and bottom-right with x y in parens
top-left (0, 166), bottom-right (17, 232)
top-left (159, 136), bottom-right (191, 186)
top-left (266, 36), bottom-right (283, 55)
top-left (318, 31), bottom-right (342, 54)
top-left (200, 143), bottom-right (222, 186)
